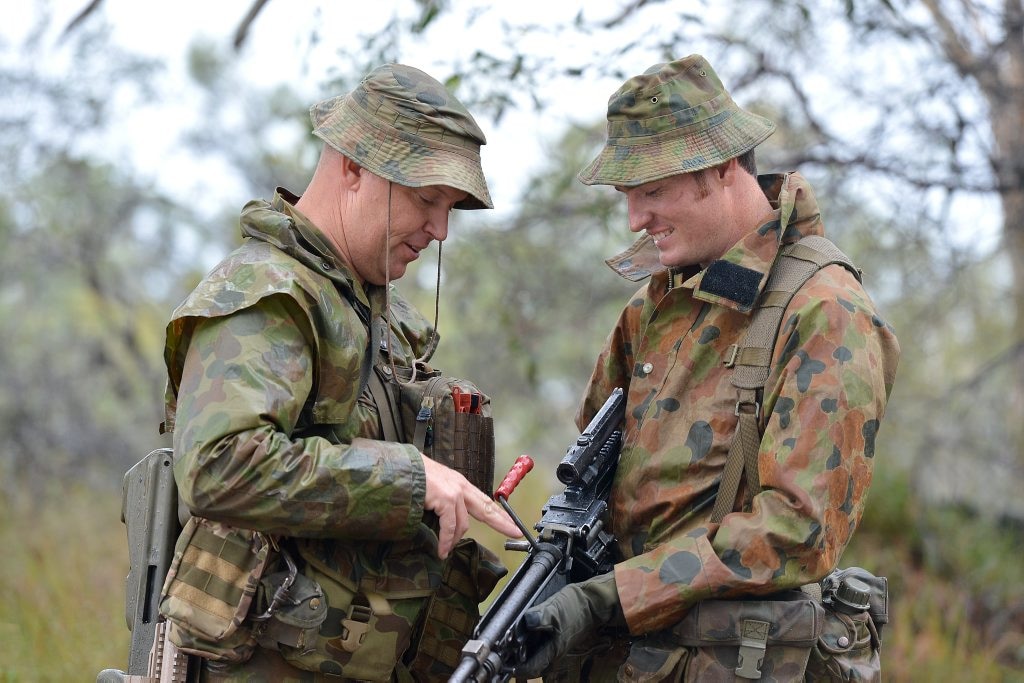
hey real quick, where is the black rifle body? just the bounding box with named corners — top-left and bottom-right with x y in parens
top-left (451, 388), bottom-right (625, 682)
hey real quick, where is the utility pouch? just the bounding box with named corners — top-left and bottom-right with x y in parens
top-left (640, 594), bottom-right (825, 682)
top-left (405, 538), bottom-right (508, 679)
top-left (277, 557), bottom-right (433, 682)
top-left (805, 567), bottom-right (887, 682)
top-left (159, 517), bottom-right (274, 663)
top-left (372, 363), bottom-right (495, 496)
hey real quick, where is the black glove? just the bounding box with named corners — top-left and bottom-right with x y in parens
top-left (515, 571), bottom-right (624, 679)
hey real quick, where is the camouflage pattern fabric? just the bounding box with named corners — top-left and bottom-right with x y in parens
top-left (164, 190), bottom-right (450, 680)
top-left (578, 54), bottom-right (776, 188)
top-left (310, 63), bottom-right (493, 210)
top-left (575, 172), bottom-right (900, 644)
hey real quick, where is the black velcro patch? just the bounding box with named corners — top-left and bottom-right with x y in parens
top-left (700, 260), bottom-right (762, 310)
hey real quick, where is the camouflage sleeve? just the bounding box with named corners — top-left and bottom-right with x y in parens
top-left (172, 294), bottom-right (426, 539)
top-left (614, 269), bottom-right (900, 634)
top-left (575, 286), bottom-right (647, 428)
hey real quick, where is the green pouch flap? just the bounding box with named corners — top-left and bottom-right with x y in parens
top-left (258, 568), bottom-right (328, 630)
top-left (675, 596), bottom-right (824, 647)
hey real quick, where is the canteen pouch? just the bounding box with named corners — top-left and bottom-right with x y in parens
top-left (620, 594), bottom-right (825, 682)
top-left (405, 538), bottom-right (508, 678)
top-left (374, 363), bottom-right (495, 496)
top-left (159, 517), bottom-right (274, 662)
top-left (252, 550), bottom-right (329, 655)
top-left (805, 568), bottom-right (887, 682)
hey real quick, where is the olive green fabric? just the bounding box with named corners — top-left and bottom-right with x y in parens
top-left (160, 518), bottom-right (271, 662)
top-left (311, 63), bottom-right (493, 210)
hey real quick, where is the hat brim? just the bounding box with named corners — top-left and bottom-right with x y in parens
top-left (578, 109), bottom-right (775, 187)
top-left (313, 100), bottom-right (493, 210)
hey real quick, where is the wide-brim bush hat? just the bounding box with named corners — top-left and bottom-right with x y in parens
top-left (311, 63), bottom-right (493, 210)
top-left (579, 54), bottom-right (776, 187)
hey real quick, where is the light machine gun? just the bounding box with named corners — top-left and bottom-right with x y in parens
top-left (451, 388), bottom-right (625, 683)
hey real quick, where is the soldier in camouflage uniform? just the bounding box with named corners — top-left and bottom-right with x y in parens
top-left (162, 64), bottom-right (520, 681)
top-left (516, 55), bottom-right (900, 680)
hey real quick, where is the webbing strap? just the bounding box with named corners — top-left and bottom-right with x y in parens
top-left (711, 388), bottom-right (763, 522)
top-left (368, 367), bottom-right (403, 443)
top-left (710, 236), bottom-right (859, 523)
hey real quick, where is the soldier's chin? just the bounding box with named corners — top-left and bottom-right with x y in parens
top-left (386, 261), bottom-right (409, 282)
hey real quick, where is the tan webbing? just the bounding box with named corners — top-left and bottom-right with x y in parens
top-left (710, 235), bottom-right (861, 523)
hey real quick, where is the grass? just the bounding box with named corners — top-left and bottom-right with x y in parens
top-left (2, 467), bottom-right (1022, 681)
top-left (1, 480), bottom-right (130, 681)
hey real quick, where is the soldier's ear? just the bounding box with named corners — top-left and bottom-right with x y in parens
top-left (337, 154), bottom-right (364, 192)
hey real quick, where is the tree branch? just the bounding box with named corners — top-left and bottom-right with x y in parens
top-left (233, 0), bottom-right (273, 51)
top-left (59, 0), bottom-right (104, 42)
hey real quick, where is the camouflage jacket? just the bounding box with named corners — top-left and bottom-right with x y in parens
top-left (576, 172), bottom-right (900, 635)
top-left (163, 190), bottom-right (444, 603)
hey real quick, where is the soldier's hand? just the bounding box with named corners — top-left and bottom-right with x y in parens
top-left (515, 572), bottom-right (623, 679)
top-left (421, 455), bottom-right (521, 558)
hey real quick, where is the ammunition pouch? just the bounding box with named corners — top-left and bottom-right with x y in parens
top-left (370, 362), bottom-right (495, 496)
top-left (619, 568), bottom-right (887, 682)
top-left (158, 517), bottom-right (274, 663)
top-left (406, 538), bottom-right (508, 679)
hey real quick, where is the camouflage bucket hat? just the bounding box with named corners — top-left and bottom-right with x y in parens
top-left (578, 54), bottom-right (776, 187)
top-left (311, 64), bottom-right (493, 209)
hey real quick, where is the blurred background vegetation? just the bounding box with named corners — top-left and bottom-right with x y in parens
top-left (2, 0), bottom-right (1023, 680)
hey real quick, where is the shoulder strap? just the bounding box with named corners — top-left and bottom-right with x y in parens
top-left (709, 236), bottom-right (861, 523)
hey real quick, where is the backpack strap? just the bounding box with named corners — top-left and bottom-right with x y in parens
top-left (709, 236), bottom-right (861, 523)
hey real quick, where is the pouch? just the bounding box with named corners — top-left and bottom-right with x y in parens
top-left (805, 567), bottom-right (887, 682)
top-left (374, 363), bottom-right (496, 496)
top-left (405, 538), bottom-right (508, 678)
top-left (276, 557), bottom-right (433, 682)
top-left (252, 551), bottom-right (329, 655)
top-left (667, 594), bottom-right (824, 682)
top-left (159, 517), bottom-right (274, 662)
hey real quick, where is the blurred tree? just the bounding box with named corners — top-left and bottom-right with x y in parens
top-left (50, 0), bottom-right (1024, 507)
top-left (0, 21), bottom-right (248, 488)
top-left (401, 122), bottom-right (630, 473)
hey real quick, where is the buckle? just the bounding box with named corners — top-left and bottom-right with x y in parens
top-left (734, 400), bottom-right (760, 419)
top-left (340, 602), bottom-right (374, 653)
top-left (735, 619), bottom-right (769, 679)
top-left (723, 344), bottom-right (739, 368)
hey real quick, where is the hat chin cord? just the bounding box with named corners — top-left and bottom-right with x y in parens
top-left (383, 180), bottom-right (442, 386)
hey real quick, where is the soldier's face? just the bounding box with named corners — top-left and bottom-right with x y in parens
top-left (349, 172), bottom-right (467, 285)
top-left (618, 170), bottom-right (733, 269)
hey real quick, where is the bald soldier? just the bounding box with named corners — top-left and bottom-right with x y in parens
top-left (160, 64), bottom-right (519, 681)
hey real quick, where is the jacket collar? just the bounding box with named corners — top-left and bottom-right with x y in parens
top-left (605, 172), bottom-right (826, 313)
top-left (239, 188), bottom-right (385, 319)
